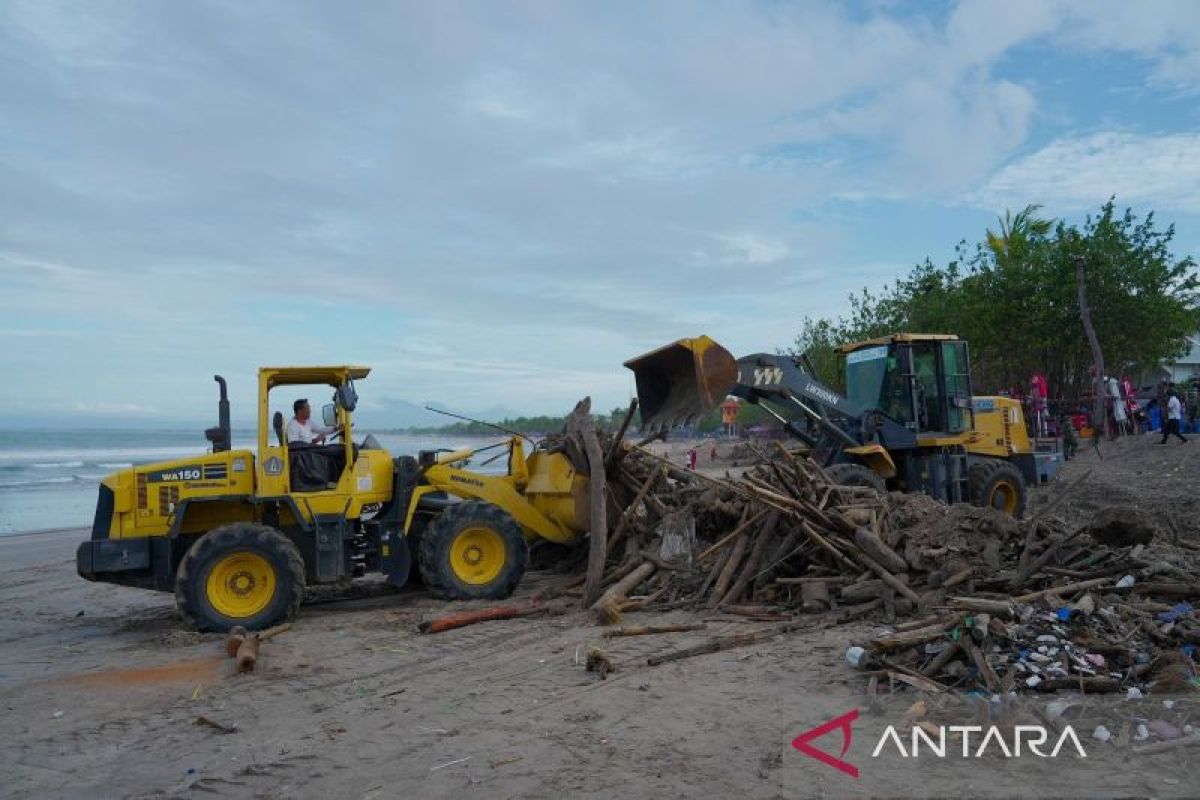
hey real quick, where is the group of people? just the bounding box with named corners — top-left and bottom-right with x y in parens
top-left (1041, 375), bottom-right (1198, 453)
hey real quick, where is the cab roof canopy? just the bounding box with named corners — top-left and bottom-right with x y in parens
top-left (259, 366), bottom-right (371, 388)
top-left (836, 333), bottom-right (959, 354)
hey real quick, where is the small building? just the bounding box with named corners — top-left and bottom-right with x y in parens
top-left (1162, 332), bottom-right (1200, 384)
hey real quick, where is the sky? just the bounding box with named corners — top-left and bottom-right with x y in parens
top-left (3, 0), bottom-right (1200, 426)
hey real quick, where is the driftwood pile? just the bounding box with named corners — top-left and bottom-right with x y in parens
top-left (546, 402), bottom-right (1200, 694)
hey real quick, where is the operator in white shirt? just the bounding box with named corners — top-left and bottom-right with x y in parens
top-left (286, 399), bottom-right (339, 445)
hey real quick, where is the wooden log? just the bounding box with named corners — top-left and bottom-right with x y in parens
top-left (871, 618), bottom-right (959, 651)
top-left (801, 580), bottom-right (830, 613)
top-left (1133, 734), bottom-right (1200, 755)
top-left (718, 511), bottom-right (780, 606)
top-left (646, 621), bottom-right (807, 666)
top-left (607, 463), bottom-right (666, 555)
top-left (920, 641), bottom-right (963, 677)
top-left (1133, 582), bottom-right (1200, 599)
top-left (1010, 525), bottom-right (1087, 589)
top-left (946, 596), bottom-right (1016, 617)
top-left (591, 561), bottom-right (656, 611)
top-left (754, 527), bottom-right (803, 590)
top-left (419, 604), bottom-right (541, 634)
top-left (1013, 576), bottom-right (1116, 603)
top-left (236, 634), bottom-right (260, 673)
top-left (837, 599), bottom-right (881, 622)
top-left (942, 566), bottom-right (974, 590)
top-left (854, 527), bottom-right (907, 574)
top-left (963, 637), bottom-right (999, 692)
top-left (1016, 468), bottom-right (1093, 572)
top-left (796, 519), bottom-right (860, 573)
top-left (856, 551), bottom-right (921, 606)
top-left (1035, 664), bottom-right (1151, 693)
top-left (224, 625), bottom-right (248, 657)
top-left (564, 398), bottom-right (608, 606)
top-left (695, 510), bottom-right (764, 563)
top-left (602, 557), bottom-right (645, 587)
top-left (603, 623), bottom-right (705, 638)
top-left (839, 577), bottom-right (909, 604)
top-left (774, 575), bottom-right (851, 585)
top-left (603, 398), bottom-right (638, 471)
top-left (894, 614), bottom-right (954, 633)
top-left (881, 585), bottom-right (896, 624)
top-left (707, 533), bottom-right (748, 607)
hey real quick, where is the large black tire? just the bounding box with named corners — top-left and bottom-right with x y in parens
top-left (417, 501), bottom-right (528, 600)
top-left (175, 523), bottom-right (306, 632)
top-left (825, 463), bottom-right (887, 495)
top-left (968, 460), bottom-right (1027, 518)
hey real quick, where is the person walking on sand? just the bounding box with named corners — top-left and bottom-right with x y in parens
top-left (687, 448), bottom-right (698, 470)
top-left (1159, 390), bottom-right (1188, 444)
top-left (710, 443), bottom-right (718, 462)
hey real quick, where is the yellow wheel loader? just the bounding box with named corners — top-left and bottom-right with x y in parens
top-left (78, 367), bottom-right (589, 631)
top-left (626, 334), bottom-right (1036, 517)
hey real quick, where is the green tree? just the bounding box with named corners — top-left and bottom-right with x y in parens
top-left (791, 200), bottom-right (1199, 404)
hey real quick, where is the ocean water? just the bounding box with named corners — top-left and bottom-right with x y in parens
top-left (0, 428), bottom-right (510, 535)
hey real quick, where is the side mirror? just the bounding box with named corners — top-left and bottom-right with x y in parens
top-left (336, 382), bottom-right (358, 412)
top-left (322, 403), bottom-right (337, 428)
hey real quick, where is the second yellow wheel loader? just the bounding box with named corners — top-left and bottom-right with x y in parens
top-left (625, 333), bottom-right (1035, 517)
top-left (78, 366), bottom-right (590, 631)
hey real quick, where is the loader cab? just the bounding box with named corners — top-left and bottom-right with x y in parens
top-left (257, 366), bottom-right (368, 499)
top-left (839, 334), bottom-right (973, 437)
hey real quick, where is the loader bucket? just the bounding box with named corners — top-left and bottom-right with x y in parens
top-left (623, 336), bottom-right (738, 429)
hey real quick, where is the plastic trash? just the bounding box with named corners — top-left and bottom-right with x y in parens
top-left (1135, 724), bottom-right (1150, 741)
top-left (1045, 700), bottom-right (1072, 717)
top-left (1126, 687), bottom-right (1144, 701)
top-left (1116, 575), bottom-right (1135, 588)
top-left (1157, 602), bottom-right (1193, 623)
top-left (1055, 607), bottom-right (1071, 622)
top-left (1093, 725), bottom-right (1112, 742)
top-left (845, 646), bottom-right (869, 669)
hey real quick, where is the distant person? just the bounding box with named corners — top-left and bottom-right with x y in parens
top-left (1155, 379), bottom-right (1169, 431)
top-left (1060, 415), bottom-right (1078, 460)
top-left (287, 399), bottom-right (337, 445)
top-left (710, 443), bottom-right (718, 462)
top-left (1159, 391), bottom-right (1188, 444)
top-left (687, 448), bottom-right (698, 470)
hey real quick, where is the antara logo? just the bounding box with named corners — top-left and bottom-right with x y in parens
top-left (752, 367), bottom-right (784, 386)
top-left (792, 710), bottom-right (1086, 778)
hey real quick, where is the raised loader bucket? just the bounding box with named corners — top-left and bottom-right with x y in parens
top-left (623, 336), bottom-right (738, 430)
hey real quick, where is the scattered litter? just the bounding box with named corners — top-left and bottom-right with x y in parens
top-left (193, 715), bottom-right (237, 734)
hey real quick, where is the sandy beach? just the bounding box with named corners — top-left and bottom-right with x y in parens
top-left (2, 432), bottom-right (1198, 798)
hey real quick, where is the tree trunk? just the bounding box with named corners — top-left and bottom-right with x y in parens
top-left (565, 398), bottom-right (608, 606)
top-left (1073, 254), bottom-right (1106, 437)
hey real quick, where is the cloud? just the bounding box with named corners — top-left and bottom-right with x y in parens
top-left (0, 1), bottom-right (1197, 418)
top-left (968, 131), bottom-right (1200, 213)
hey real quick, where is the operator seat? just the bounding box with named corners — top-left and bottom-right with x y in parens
top-left (273, 412), bottom-right (285, 446)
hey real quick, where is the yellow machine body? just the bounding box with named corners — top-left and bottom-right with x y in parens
top-left (79, 365), bottom-right (588, 627)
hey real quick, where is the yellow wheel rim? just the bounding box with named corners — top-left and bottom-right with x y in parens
top-left (205, 551), bottom-right (276, 619)
top-left (449, 526), bottom-right (506, 586)
top-left (988, 481), bottom-right (1019, 515)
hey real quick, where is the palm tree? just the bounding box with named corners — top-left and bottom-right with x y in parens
top-left (986, 204), bottom-right (1054, 265)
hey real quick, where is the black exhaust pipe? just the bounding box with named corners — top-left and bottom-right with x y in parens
top-left (205, 375), bottom-right (232, 453)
